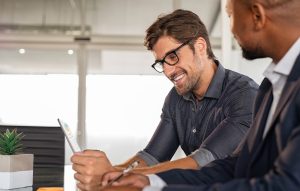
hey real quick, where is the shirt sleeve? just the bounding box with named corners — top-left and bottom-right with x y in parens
top-left (142, 174), bottom-right (167, 191)
top-left (139, 88), bottom-right (180, 163)
top-left (189, 148), bottom-right (215, 167)
top-left (136, 150), bottom-right (160, 166)
top-left (143, 186), bottom-right (164, 191)
top-left (199, 85), bottom-right (257, 160)
top-left (148, 174), bottom-right (167, 187)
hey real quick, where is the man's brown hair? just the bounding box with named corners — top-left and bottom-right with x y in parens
top-left (144, 9), bottom-right (215, 59)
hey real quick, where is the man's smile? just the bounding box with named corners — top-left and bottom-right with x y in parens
top-left (170, 71), bottom-right (186, 86)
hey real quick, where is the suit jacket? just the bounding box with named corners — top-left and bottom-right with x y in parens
top-left (158, 53), bottom-right (300, 191)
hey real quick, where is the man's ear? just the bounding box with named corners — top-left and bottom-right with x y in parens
top-left (194, 37), bottom-right (207, 55)
top-left (251, 3), bottom-right (267, 30)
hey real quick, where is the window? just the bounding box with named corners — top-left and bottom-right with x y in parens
top-left (0, 75), bottom-right (78, 127)
top-left (86, 75), bottom-right (173, 163)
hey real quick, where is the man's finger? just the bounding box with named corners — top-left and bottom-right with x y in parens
top-left (72, 163), bottom-right (89, 174)
top-left (101, 171), bottom-right (123, 186)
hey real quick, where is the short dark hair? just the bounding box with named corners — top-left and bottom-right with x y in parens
top-left (144, 9), bottom-right (215, 59)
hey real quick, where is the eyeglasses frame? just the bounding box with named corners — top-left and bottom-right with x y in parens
top-left (151, 39), bottom-right (193, 73)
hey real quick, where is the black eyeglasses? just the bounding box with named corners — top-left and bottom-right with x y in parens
top-left (151, 39), bottom-right (192, 73)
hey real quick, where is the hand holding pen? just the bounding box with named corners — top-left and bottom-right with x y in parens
top-left (101, 161), bottom-right (140, 189)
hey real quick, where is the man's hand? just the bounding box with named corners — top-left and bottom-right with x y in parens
top-left (102, 171), bottom-right (150, 188)
top-left (71, 150), bottom-right (116, 190)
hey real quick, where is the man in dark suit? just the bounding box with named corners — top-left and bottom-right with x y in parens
top-left (99, 0), bottom-right (300, 190)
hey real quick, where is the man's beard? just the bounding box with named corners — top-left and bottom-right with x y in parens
top-left (175, 74), bottom-right (200, 96)
top-left (241, 45), bottom-right (266, 60)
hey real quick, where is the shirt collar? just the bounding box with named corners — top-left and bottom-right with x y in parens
top-left (263, 37), bottom-right (300, 83)
top-left (183, 60), bottom-right (225, 100)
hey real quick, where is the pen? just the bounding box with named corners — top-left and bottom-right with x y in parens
top-left (104, 160), bottom-right (140, 187)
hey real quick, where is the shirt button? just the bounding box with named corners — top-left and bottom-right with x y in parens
top-left (192, 129), bottom-right (197, 133)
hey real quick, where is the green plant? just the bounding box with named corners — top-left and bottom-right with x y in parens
top-left (0, 129), bottom-right (25, 155)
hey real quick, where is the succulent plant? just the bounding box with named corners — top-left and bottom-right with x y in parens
top-left (0, 129), bottom-right (25, 155)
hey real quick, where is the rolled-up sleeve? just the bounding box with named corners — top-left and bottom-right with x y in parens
top-left (137, 150), bottom-right (160, 166)
top-left (190, 148), bottom-right (215, 167)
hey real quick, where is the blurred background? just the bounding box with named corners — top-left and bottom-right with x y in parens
top-left (0, 0), bottom-right (270, 164)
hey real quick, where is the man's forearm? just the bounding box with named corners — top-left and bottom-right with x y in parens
top-left (115, 155), bottom-right (149, 169)
top-left (133, 157), bottom-right (199, 175)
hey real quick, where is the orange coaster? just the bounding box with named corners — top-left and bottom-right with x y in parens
top-left (36, 187), bottom-right (64, 191)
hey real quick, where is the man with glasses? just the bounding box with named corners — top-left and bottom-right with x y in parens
top-left (71, 9), bottom-right (258, 191)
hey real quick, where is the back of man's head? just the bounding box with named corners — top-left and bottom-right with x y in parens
top-left (243, 0), bottom-right (300, 24)
top-left (231, 0), bottom-right (300, 61)
top-left (144, 9), bottom-right (215, 60)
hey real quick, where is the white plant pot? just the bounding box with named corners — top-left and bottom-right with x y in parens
top-left (0, 154), bottom-right (34, 189)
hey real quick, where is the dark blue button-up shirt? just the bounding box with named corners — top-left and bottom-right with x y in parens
top-left (137, 62), bottom-right (258, 166)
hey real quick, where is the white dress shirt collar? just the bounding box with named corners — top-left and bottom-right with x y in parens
top-left (264, 37), bottom-right (300, 81)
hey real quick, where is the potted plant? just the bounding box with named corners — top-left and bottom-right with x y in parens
top-left (0, 129), bottom-right (34, 189)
